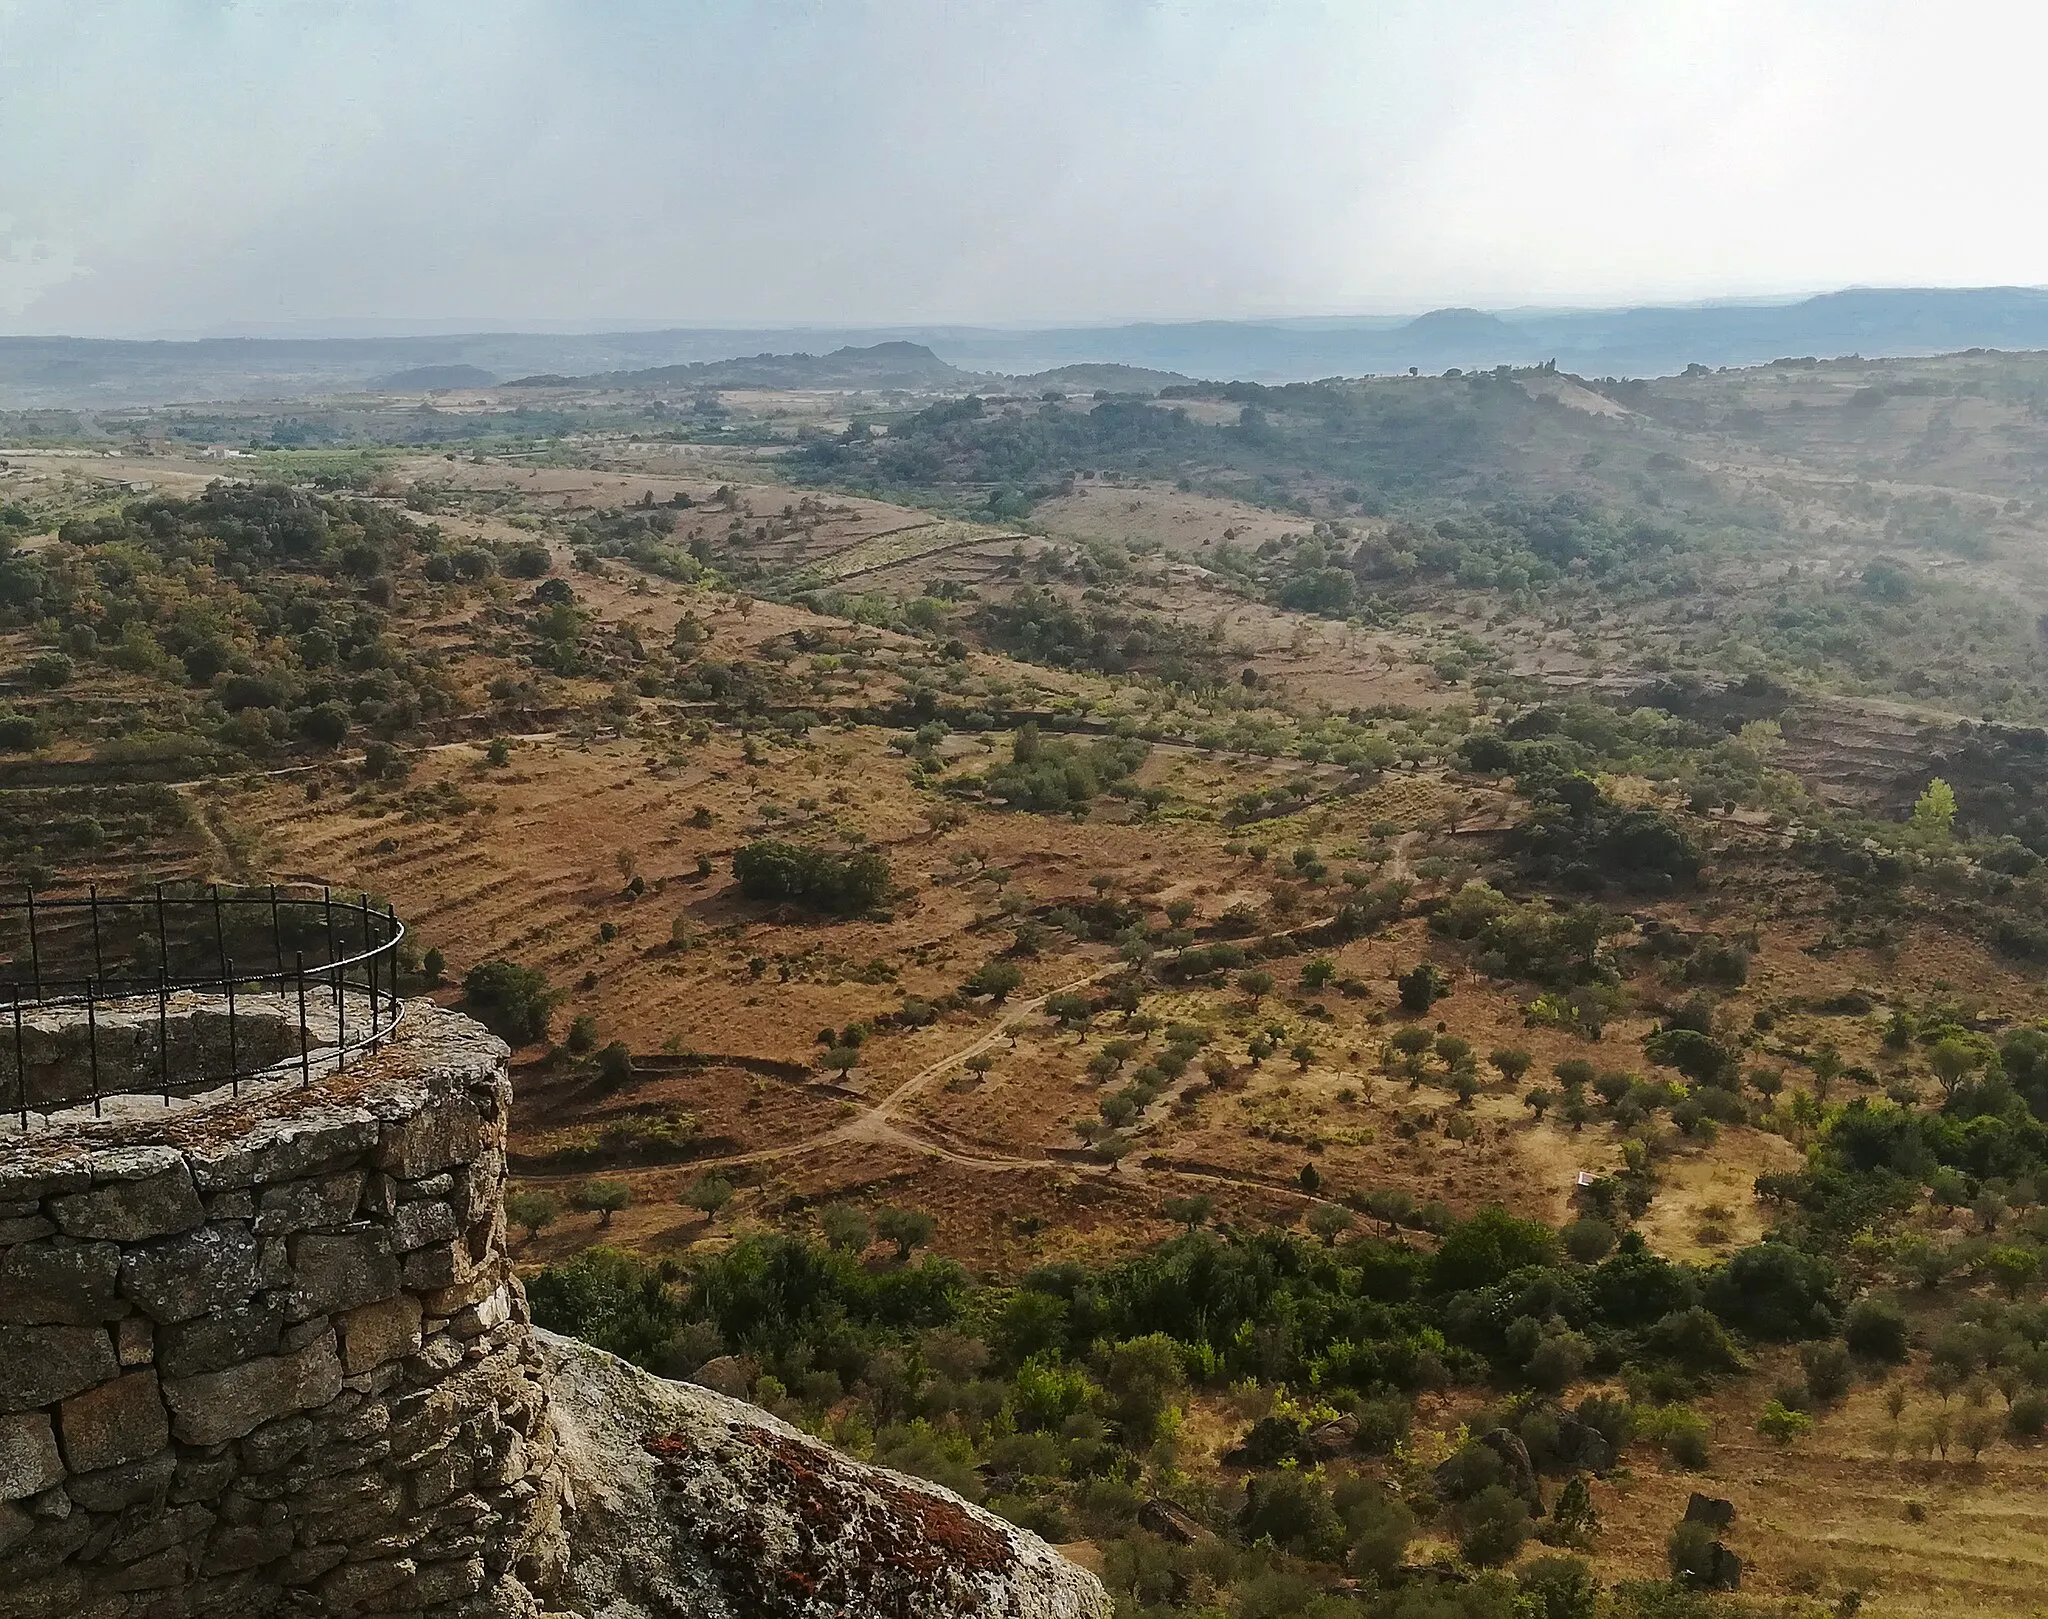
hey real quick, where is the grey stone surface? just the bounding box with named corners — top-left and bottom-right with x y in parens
top-left (0, 1241), bottom-right (123, 1325)
top-left (286, 1229), bottom-right (400, 1319)
top-left (161, 1333), bottom-right (343, 1446)
top-left (0, 1325), bottom-right (119, 1413)
top-left (57, 1371), bottom-right (169, 1474)
top-left (254, 1170), bottom-right (366, 1237)
top-left (375, 1096), bottom-right (482, 1180)
top-left (541, 1330), bottom-right (1108, 1619)
top-left (338, 1293), bottom-right (422, 1375)
top-left (118, 1224), bottom-right (259, 1324)
top-left (0, 1414), bottom-right (64, 1501)
top-left (157, 1298), bottom-right (283, 1379)
top-left (50, 1162), bottom-right (203, 1242)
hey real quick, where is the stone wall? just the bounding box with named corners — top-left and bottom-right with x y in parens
top-left (0, 1003), bottom-right (569, 1619)
top-left (0, 996), bottom-right (1109, 1619)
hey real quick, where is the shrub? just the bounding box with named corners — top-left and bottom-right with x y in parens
top-left (462, 959), bottom-right (556, 1044)
top-left (1756, 1399), bottom-right (1811, 1445)
top-left (1844, 1295), bottom-right (1909, 1363)
top-left (1457, 1483), bottom-right (1531, 1566)
top-left (506, 1190), bottom-right (561, 1240)
top-left (877, 1206), bottom-right (936, 1259)
top-left (1519, 1554), bottom-right (1601, 1619)
top-left (571, 1178), bottom-right (631, 1228)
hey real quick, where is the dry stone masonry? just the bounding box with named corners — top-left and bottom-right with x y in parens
top-left (0, 998), bottom-right (1107, 1619)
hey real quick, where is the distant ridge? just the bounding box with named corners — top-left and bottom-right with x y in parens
top-left (6, 286), bottom-right (2048, 406)
top-left (508, 341), bottom-right (970, 391)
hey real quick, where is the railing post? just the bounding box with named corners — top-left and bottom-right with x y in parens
top-left (211, 883), bottom-right (228, 981)
top-left (11, 987), bottom-right (24, 1130)
top-left (270, 885), bottom-right (284, 973)
top-left (154, 882), bottom-right (169, 983)
top-left (159, 970), bottom-right (170, 1106)
top-left (89, 884), bottom-right (103, 982)
top-left (226, 959), bottom-right (239, 1098)
top-left (386, 903), bottom-right (400, 1034)
top-left (25, 888), bottom-right (40, 1001)
top-left (86, 979), bottom-right (99, 1118)
top-left (295, 953), bottom-right (310, 1087)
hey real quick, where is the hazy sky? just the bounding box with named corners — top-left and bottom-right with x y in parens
top-left (2, 0), bottom-right (2042, 335)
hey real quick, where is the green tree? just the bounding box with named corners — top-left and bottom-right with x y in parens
top-left (876, 1205), bottom-right (936, 1259)
top-left (1911, 776), bottom-right (1958, 838)
top-left (1756, 1399), bottom-right (1811, 1445)
top-left (818, 1202), bottom-right (870, 1252)
top-left (1491, 1047), bottom-right (1533, 1085)
top-left (1307, 1202), bottom-right (1354, 1245)
top-left (1237, 968), bottom-right (1275, 1008)
top-left (1162, 1194), bottom-right (1213, 1232)
top-left (462, 959), bottom-right (556, 1045)
top-left (1457, 1484), bottom-right (1530, 1566)
top-left (682, 1174), bottom-right (734, 1223)
top-left (596, 1041), bottom-right (633, 1088)
top-left (506, 1189), bottom-right (561, 1242)
top-left (573, 1177), bottom-right (630, 1228)
top-left (964, 960), bottom-right (1024, 1002)
top-left (1097, 1332), bottom-right (1183, 1444)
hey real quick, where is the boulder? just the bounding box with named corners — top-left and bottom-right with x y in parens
top-left (1137, 1498), bottom-right (1208, 1544)
top-left (1302, 1413), bottom-right (1359, 1460)
top-left (1683, 1493), bottom-right (1736, 1530)
top-left (540, 1330), bottom-right (1109, 1619)
top-left (161, 1332), bottom-right (343, 1446)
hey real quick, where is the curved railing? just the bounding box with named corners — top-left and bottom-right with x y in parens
top-left (1, 883), bottom-right (406, 1124)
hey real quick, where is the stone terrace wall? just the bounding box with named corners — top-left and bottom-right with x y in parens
top-left (0, 1003), bottom-right (569, 1619)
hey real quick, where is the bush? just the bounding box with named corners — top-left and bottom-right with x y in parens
top-left (462, 959), bottom-right (556, 1044)
top-left (1844, 1295), bottom-right (1909, 1363)
top-left (1704, 1242), bottom-right (1839, 1340)
top-left (1397, 961), bottom-right (1449, 1013)
top-left (732, 839), bottom-right (890, 914)
top-left (1755, 1399), bottom-right (1811, 1445)
top-left (1457, 1483), bottom-right (1531, 1566)
top-left (1519, 1554), bottom-right (1601, 1619)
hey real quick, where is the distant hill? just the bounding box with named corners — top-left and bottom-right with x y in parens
top-left (1010, 363), bottom-right (1193, 394)
top-left (7, 287), bottom-right (2048, 406)
top-left (509, 341), bottom-right (971, 392)
top-left (373, 363), bottom-right (498, 390)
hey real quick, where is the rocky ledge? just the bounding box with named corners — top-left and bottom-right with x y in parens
top-left (540, 1330), bottom-right (1109, 1619)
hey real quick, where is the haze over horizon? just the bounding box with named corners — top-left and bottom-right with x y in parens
top-left (4, 0), bottom-right (2045, 339)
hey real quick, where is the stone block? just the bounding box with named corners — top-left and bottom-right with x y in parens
top-left (254, 1170), bottom-right (366, 1237)
top-left (390, 1199), bottom-right (459, 1252)
top-left (161, 1332), bottom-right (342, 1447)
top-left (338, 1293), bottom-right (422, 1375)
top-left (451, 1285), bottom-right (513, 1339)
top-left (185, 1105), bottom-right (378, 1191)
top-left (359, 1172), bottom-right (397, 1219)
top-left (319, 1554), bottom-right (416, 1610)
top-left (400, 1238), bottom-right (473, 1291)
top-left (64, 1449), bottom-right (174, 1513)
top-left (0, 1215), bottom-right (55, 1245)
top-left (0, 1325), bottom-right (118, 1413)
top-left (157, 1297), bottom-right (283, 1379)
top-left (0, 1414), bottom-right (63, 1501)
top-left (118, 1223), bottom-right (259, 1324)
top-left (287, 1230), bottom-right (400, 1320)
top-left (57, 1370), bottom-right (168, 1474)
top-left (0, 1240), bottom-right (122, 1325)
top-left (375, 1097), bottom-right (482, 1180)
top-left (50, 1158), bottom-right (202, 1242)
top-left (238, 1413), bottom-right (313, 1473)
top-left (0, 1148), bottom-right (89, 1205)
top-left (115, 1317), bottom-right (153, 1368)
top-left (201, 1510), bottom-right (293, 1575)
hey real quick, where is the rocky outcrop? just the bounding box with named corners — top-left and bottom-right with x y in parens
top-left (0, 996), bottom-right (1108, 1619)
top-left (541, 1332), bottom-right (1108, 1619)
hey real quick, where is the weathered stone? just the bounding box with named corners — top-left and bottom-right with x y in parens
top-left (337, 1294), bottom-right (422, 1375)
top-left (376, 1098), bottom-right (481, 1180)
top-left (201, 1512), bottom-right (292, 1576)
top-left (170, 1447), bottom-right (236, 1504)
top-left (398, 1173), bottom-right (455, 1201)
top-left (64, 1450), bottom-right (175, 1513)
top-left (161, 1333), bottom-right (342, 1447)
top-left (114, 1318), bottom-right (153, 1368)
top-left (57, 1371), bottom-right (168, 1474)
top-left (0, 1499), bottom-right (33, 1557)
top-left (50, 1159), bottom-right (202, 1243)
top-left (254, 1171), bottom-right (365, 1237)
top-left (156, 1298), bottom-right (283, 1379)
top-left (0, 1241), bottom-right (123, 1325)
top-left (0, 1415), bottom-right (63, 1502)
top-left (280, 1313), bottom-right (331, 1354)
top-left (358, 1172), bottom-right (397, 1220)
top-left (185, 1106), bottom-right (377, 1192)
top-left (275, 1542), bottom-right (348, 1583)
top-left (390, 1199), bottom-right (458, 1253)
top-left (202, 1189), bottom-right (255, 1219)
top-left (419, 1258), bottom-right (504, 1317)
top-left (450, 1284), bottom-right (513, 1339)
top-left (413, 1553), bottom-right (485, 1604)
top-left (319, 1554), bottom-right (416, 1609)
top-left (0, 1148), bottom-right (89, 1205)
top-left (400, 1238), bottom-right (473, 1291)
top-left (0, 1325), bottom-right (119, 1413)
top-left (238, 1414), bottom-right (313, 1474)
top-left (103, 1501), bottom-right (213, 1568)
top-left (286, 1230), bottom-right (399, 1320)
top-left (0, 1215), bottom-right (55, 1245)
top-left (118, 1225), bottom-right (259, 1324)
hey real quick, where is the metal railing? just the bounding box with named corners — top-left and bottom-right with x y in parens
top-left (1, 882), bottom-right (406, 1125)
